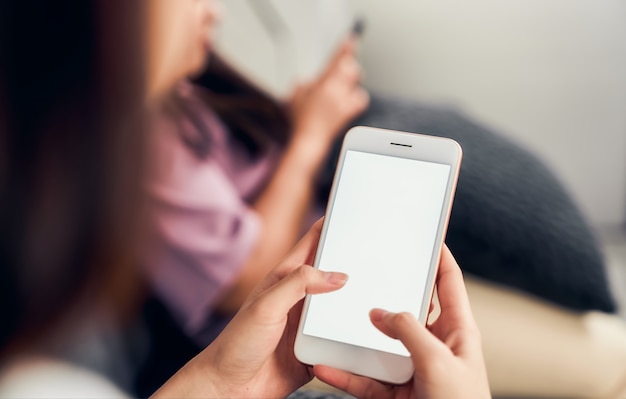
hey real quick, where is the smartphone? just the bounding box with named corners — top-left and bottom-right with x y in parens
top-left (294, 126), bottom-right (462, 384)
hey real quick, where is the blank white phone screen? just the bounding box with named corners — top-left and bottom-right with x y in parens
top-left (302, 150), bottom-right (451, 356)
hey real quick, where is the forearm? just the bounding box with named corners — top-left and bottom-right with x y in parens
top-left (214, 135), bottom-right (327, 313)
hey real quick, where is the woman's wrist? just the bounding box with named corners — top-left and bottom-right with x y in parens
top-left (281, 149), bottom-right (324, 188)
top-left (287, 128), bottom-right (333, 174)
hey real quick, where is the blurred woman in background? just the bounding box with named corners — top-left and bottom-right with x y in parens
top-left (137, 0), bottom-right (373, 389)
top-left (142, 0), bottom-right (369, 347)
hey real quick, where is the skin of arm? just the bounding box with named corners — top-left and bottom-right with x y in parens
top-left (215, 38), bottom-right (369, 313)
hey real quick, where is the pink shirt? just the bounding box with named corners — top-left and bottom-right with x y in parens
top-left (143, 82), bottom-right (280, 340)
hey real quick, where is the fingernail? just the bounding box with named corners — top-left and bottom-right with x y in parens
top-left (325, 272), bottom-right (348, 286)
top-left (370, 308), bottom-right (389, 322)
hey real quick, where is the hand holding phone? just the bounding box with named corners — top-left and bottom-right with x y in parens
top-left (162, 220), bottom-right (347, 399)
top-left (294, 126), bottom-right (463, 384)
top-left (313, 246), bottom-right (492, 399)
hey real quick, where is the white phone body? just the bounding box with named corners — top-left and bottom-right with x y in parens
top-left (294, 126), bottom-right (462, 384)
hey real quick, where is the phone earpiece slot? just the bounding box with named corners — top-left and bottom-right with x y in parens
top-left (390, 142), bottom-right (412, 148)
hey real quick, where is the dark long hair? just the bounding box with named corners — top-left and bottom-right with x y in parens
top-left (188, 54), bottom-right (292, 159)
top-left (0, 0), bottom-right (145, 357)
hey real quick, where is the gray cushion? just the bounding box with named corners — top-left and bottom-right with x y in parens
top-left (320, 94), bottom-right (616, 313)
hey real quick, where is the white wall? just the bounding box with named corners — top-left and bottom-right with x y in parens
top-left (355, 0), bottom-right (626, 228)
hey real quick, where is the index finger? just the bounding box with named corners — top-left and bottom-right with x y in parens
top-left (245, 266), bottom-right (347, 327)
